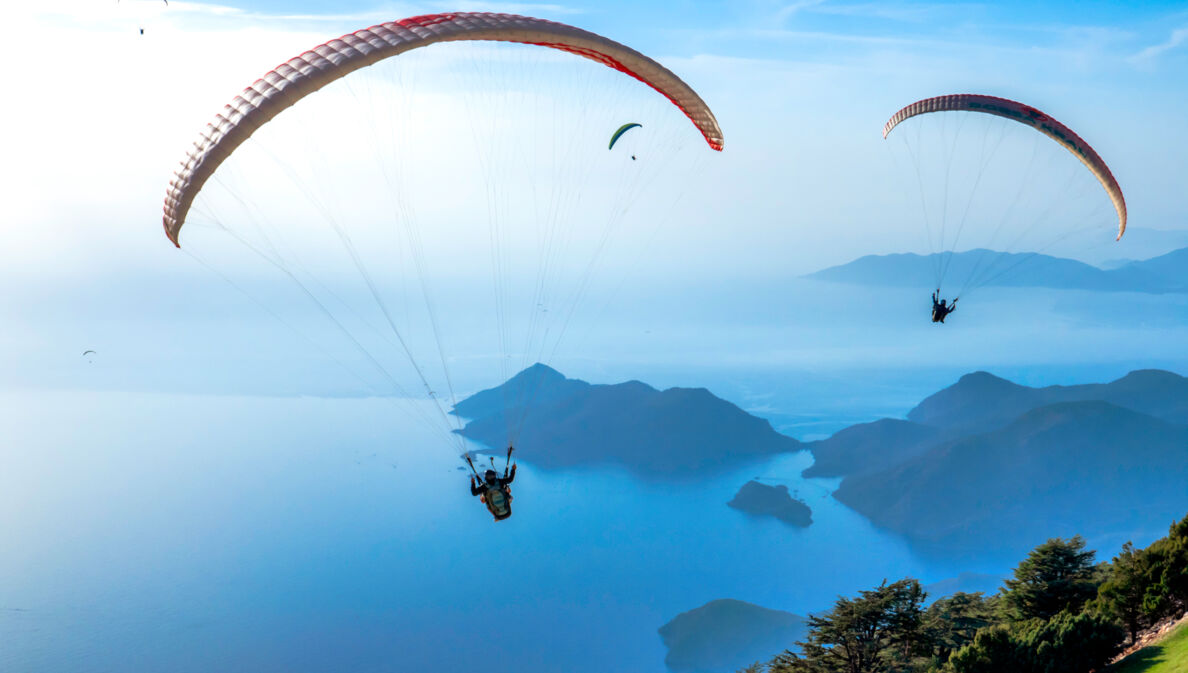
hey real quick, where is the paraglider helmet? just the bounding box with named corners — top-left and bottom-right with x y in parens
top-left (484, 469), bottom-right (498, 483)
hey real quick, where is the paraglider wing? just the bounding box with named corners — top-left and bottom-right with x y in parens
top-left (82, 350), bottom-right (96, 356)
top-left (162, 12), bottom-right (724, 247)
top-left (882, 94), bottom-right (1126, 240)
top-left (608, 122), bottom-right (642, 150)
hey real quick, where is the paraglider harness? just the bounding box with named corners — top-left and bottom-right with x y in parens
top-left (467, 446), bottom-right (515, 522)
top-left (931, 289), bottom-right (957, 323)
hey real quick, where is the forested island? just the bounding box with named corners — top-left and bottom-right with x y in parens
top-left (453, 364), bottom-right (801, 476)
top-left (808, 369), bottom-right (1188, 556)
top-left (727, 481), bottom-right (812, 528)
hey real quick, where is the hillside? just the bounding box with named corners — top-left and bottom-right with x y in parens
top-left (833, 400), bottom-right (1188, 556)
top-left (908, 369), bottom-right (1188, 433)
top-left (454, 364), bottom-right (801, 476)
top-left (1111, 616), bottom-right (1188, 673)
top-left (803, 418), bottom-right (944, 478)
top-left (1116, 247), bottom-right (1188, 292)
top-left (804, 369), bottom-right (1188, 479)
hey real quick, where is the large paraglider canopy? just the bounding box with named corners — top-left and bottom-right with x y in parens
top-left (884, 94), bottom-right (1126, 240)
top-left (163, 12), bottom-right (723, 246)
top-left (162, 12), bottom-right (722, 460)
top-left (881, 93), bottom-right (1125, 299)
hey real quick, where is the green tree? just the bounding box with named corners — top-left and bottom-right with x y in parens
top-left (770, 579), bottom-right (929, 673)
top-left (923, 592), bottom-right (995, 665)
top-left (1095, 541), bottom-right (1156, 643)
top-left (1020, 610), bottom-right (1123, 673)
top-left (1141, 514), bottom-right (1188, 620)
top-left (948, 610), bottom-right (1123, 673)
top-left (947, 624), bottom-right (1027, 673)
top-left (1000, 536), bottom-right (1098, 621)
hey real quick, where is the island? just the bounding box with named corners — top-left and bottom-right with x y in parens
top-left (804, 369), bottom-right (1188, 558)
top-left (453, 364), bottom-right (801, 477)
top-left (727, 480), bottom-right (812, 528)
top-left (659, 599), bottom-right (807, 673)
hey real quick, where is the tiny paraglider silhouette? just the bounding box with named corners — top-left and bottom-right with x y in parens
top-left (117, 0), bottom-right (167, 35)
top-left (931, 290), bottom-right (957, 324)
top-left (82, 350), bottom-right (96, 363)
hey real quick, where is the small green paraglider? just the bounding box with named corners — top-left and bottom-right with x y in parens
top-left (608, 122), bottom-right (642, 152)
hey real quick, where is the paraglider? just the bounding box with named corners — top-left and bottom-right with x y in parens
top-left (467, 447), bottom-right (516, 521)
top-left (159, 12), bottom-right (723, 522)
top-left (117, 0), bottom-right (168, 35)
top-left (882, 94), bottom-right (1127, 308)
top-left (608, 122), bottom-right (641, 150)
top-left (931, 291), bottom-right (957, 324)
top-left (82, 350), bottom-right (96, 363)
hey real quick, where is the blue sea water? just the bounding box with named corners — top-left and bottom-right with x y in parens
top-left (0, 390), bottom-right (989, 673)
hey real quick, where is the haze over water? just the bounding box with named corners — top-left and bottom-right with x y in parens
top-left (6, 279), bottom-right (1187, 673)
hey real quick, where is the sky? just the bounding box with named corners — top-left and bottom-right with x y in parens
top-left (2, 0), bottom-right (1188, 397)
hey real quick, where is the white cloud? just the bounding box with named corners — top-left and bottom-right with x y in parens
top-left (776, 0), bottom-right (830, 23)
top-left (1129, 25), bottom-right (1188, 63)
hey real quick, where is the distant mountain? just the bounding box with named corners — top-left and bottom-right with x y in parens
top-left (803, 418), bottom-right (945, 478)
top-left (1116, 247), bottom-right (1188, 291)
top-left (659, 599), bottom-right (808, 673)
top-left (806, 368), bottom-right (1188, 478)
top-left (908, 369), bottom-right (1188, 433)
top-left (453, 363), bottom-right (587, 420)
top-left (453, 364), bottom-right (801, 476)
top-left (1086, 227), bottom-right (1188, 267)
top-left (728, 481), bottom-right (812, 527)
top-left (805, 248), bottom-right (1187, 293)
top-left (834, 400), bottom-right (1188, 556)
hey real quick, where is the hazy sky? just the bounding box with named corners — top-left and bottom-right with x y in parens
top-left (3, 0), bottom-right (1188, 395)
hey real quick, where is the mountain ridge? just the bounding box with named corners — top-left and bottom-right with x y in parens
top-left (833, 399), bottom-right (1188, 556)
top-left (806, 247), bottom-right (1188, 293)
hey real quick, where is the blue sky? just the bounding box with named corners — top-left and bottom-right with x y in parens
top-left (2, 0), bottom-right (1187, 395)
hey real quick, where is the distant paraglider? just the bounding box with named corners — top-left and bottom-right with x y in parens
top-left (117, 0), bottom-right (168, 35)
top-left (882, 94), bottom-right (1127, 310)
top-left (608, 122), bottom-right (642, 151)
top-left (82, 350), bottom-right (96, 363)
